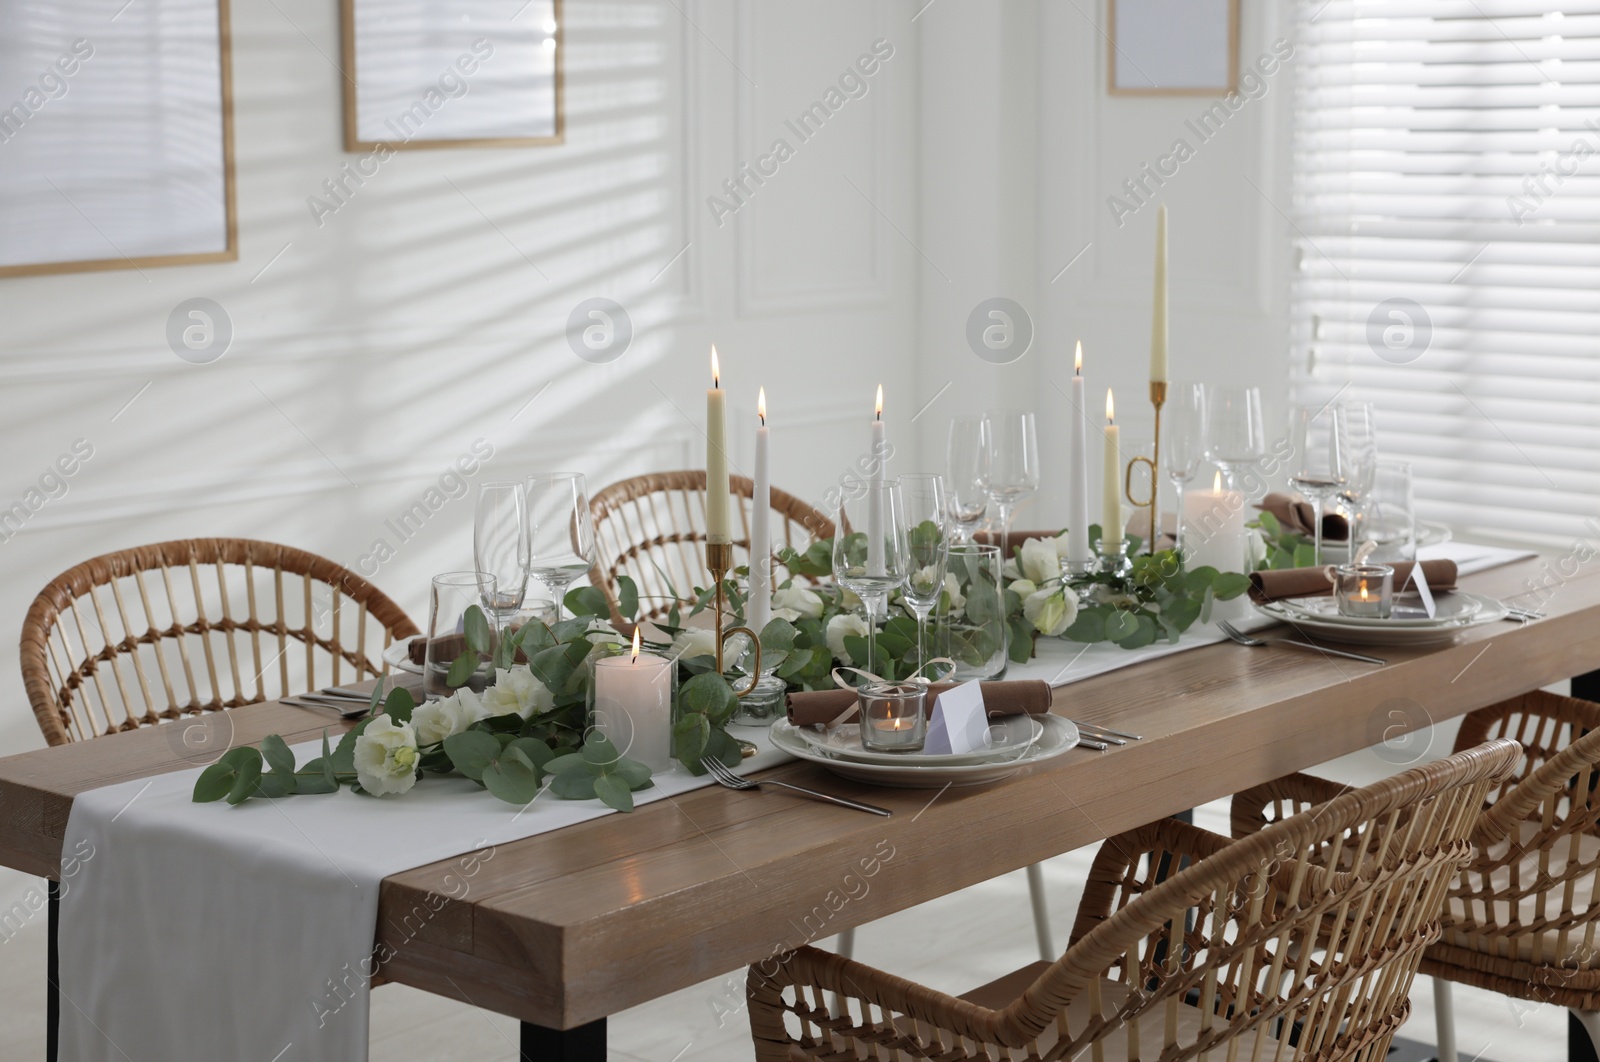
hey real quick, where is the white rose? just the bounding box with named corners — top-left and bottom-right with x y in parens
top-left (1053, 531), bottom-right (1073, 558)
top-left (672, 627), bottom-right (719, 662)
top-left (772, 586), bottom-right (824, 620)
top-left (1023, 588), bottom-right (1079, 637)
top-left (353, 715), bottom-right (420, 796)
top-left (839, 587), bottom-right (863, 611)
top-left (482, 666), bottom-right (557, 719)
top-left (1008, 578), bottom-right (1038, 599)
top-left (1246, 528), bottom-right (1268, 568)
top-left (1020, 536), bottom-right (1062, 584)
top-left (412, 688), bottom-right (489, 746)
top-left (771, 607), bottom-right (803, 623)
top-left (825, 613), bottom-right (870, 663)
top-left (943, 573), bottom-right (965, 617)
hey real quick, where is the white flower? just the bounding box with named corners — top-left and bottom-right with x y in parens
top-left (943, 573), bottom-right (966, 617)
top-left (412, 688), bottom-right (490, 746)
top-left (839, 587), bottom-right (863, 611)
top-left (1246, 528), bottom-right (1268, 567)
top-left (825, 613), bottom-right (870, 663)
top-left (1052, 531), bottom-right (1074, 558)
top-left (671, 627), bottom-right (719, 662)
top-left (353, 715), bottom-right (420, 796)
top-left (772, 586), bottom-right (824, 620)
top-left (1019, 537), bottom-right (1063, 584)
top-left (1002, 556), bottom-right (1021, 580)
top-left (771, 607), bottom-right (803, 623)
top-left (584, 621), bottom-right (625, 648)
top-left (1008, 578), bottom-right (1038, 599)
top-left (482, 666), bottom-right (556, 719)
top-left (1023, 588), bottom-right (1079, 637)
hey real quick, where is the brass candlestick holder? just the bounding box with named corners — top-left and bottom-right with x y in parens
top-left (1123, 379), bottom-right (1168, 556)
top-left (706, 541), bottom-right (762, 697)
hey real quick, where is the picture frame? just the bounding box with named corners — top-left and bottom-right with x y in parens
top-left (1108, 0), bottom-right (1239, 97)
top-left (340, 0), bottom-right (564, 152)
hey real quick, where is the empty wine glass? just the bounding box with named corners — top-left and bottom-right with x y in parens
top-left (1289, 404), bottom-right (1349, 565)
top-left (1337, 400), bottom-right (1379, 531)
top-left (525, 472), bottom-right (598, 621)
top-left (897, 473), bottom-right (949, 679)
top-left (1205, 385), bottom-right (1265, 492)
top-left (982, 411), bottom-right (1039, 564)
top-left (945, 417), bottom-right (990, 543)
top-left (474, 482), bottom-right (529, 621)
top-left (833, 482), bottom-right (908, 682)
top-left (1163, 383), bottom-right (1206, 555)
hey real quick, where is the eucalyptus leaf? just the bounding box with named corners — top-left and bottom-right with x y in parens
top-left (462, 604), bottom-right (491, 654)
top-left (255, 772), bottom-right (295, 799)
top-left (544, 752), bottom-right (588, 775)
top-left (517, 619), bottom-right (557, 656)
top-left (483, 752), bottom-right (542, 805)
top-left (617, 575), bottom-right (640, 622)
top-left (384, 686), bottom-right (417, 723)
top-left (193, 762), bottom-right (236, 803)
top-left (261, 734), bottom-right (296, 777)
top-left (1062, 608), bottom-right (1107, 643)
top-left (592, 772), bottom-right (634, 812)
top-left (1104, 610), bottom-right (1141, 644)
top-left (563, 586), bottom-right (611, 618)
top-left (445, 650), bottom-right (481, 690)
top-left (444, 730), bottom-right (501, 782)
top-left (549, 769), bottom-right (598, 800)
top-left (225, 749), bottom-right (263, 805)
top-left (1212, 572), bottom-right (1252, 600)
top-left (610, 758), bottom-right (653, 788)
top-left (582, 733), bottom-right (622, 767)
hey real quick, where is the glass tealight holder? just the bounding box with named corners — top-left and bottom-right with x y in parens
top-left (857, 682), bottom-right (927, 753)
top-left (1094, 539), bottom-right (1133, 580)
top-left (1335, 563), bottom-right (1394, 619)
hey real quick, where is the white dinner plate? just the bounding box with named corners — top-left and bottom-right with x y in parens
top-left (793, 714), bottom-right (1044, 767)
top-left (382, 637), bottom-right (424, 675)
top-left (1272, 592), bottom-right (1484, 628)
top-left (770, 715), bottom-right (1081, 788)
top-left (1256, 593), bottom-right (1507, 647)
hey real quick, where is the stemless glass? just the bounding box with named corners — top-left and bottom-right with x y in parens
top-left (945, 417), bottom-right (991, 543)
top-left (525, 472), bottom-right (598, 621)
top-left (896, 473), bottom-right (949, 679)
top-left (1163, 383), bottom-right (1206, 556)
top-left (833, 482), bottom-right (908, 682)
top-left (1205, 385), bottom-right (1265, 492)
top-left (939, 543), bottom-right (1007, 681)
top-left (983, 411), bottom-right (1040, 562)
top-left (473, 482), bottom-right (529, 621)
top-left (1289, 404), bottom-right (1349, 565)
top-left (1360, 460), bottom-right (1416, 563)
top-left (425, 572), bottom-right (500, 699)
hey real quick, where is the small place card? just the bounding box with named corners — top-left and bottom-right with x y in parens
top-left (922, 680), bottom-right (988, 756)
top-left (1406, 563), bottom-right (1437, 619)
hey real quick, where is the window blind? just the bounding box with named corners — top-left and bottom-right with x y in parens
top-left (1289, 0), bottom-right (1600, 543)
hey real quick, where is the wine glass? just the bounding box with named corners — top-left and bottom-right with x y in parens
top-left (945, 417), bottom-right (991, 543)
top-left (1163, 383), bottom-right (1206, 556)
top-left (1289, 404), bottom-right (1349, 565)
top-left (525, 472), bottom-right (598, 621)
top-left (832, 481), bottom-right (908, 682)
top-left (474, 482), bottom-right (529, 622)
top-left (896, 473), bottom-right (949, 680)
top-left (982, 411), bottom-right (1039, 564)
top-left (1337, 400), bottom-right (1379, 535)
top-left (1204, 385), bottom-right (1265, 492)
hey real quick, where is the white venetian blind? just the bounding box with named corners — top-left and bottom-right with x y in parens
top-left (1290, 0), bottom-right (1600, 542)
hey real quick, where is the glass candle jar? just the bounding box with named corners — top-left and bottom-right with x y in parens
top-left (857, 682), bottom-right (927, 752)
top-left (1335, 563), bottom-right (1394, 619)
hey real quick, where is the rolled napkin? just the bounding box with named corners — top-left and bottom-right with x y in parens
top-left (787, 680), bottom-right (1053, 727)
top-left (408, 633), bottom-right (462, 666)
top-left (1256, 492), bottom-right (1349, 542)
top-left (1248, 559), bottom-right (1458, 604)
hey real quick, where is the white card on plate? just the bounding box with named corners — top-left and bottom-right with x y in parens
top-left (1404, 562), bottom-right (1437, 618)
top-left (923, 680), bottom-right (988, 755)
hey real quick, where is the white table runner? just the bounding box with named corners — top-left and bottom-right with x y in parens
top-left (59, 730), bottom-right (791, 1062)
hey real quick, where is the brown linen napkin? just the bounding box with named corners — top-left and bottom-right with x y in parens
top-left (1257, 492), bottom-right (1350, 542)
top-left (1248, 559), bottom-right (1458, 604)
top-left (786, 680), bottom-right (1053, 727)
top-left (406, 633), bottom-right (532, 665)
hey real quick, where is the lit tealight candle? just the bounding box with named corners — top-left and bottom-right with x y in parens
top-left (1335, 563), bottom-right (1394, 619)
top-left (857, 683), bottom-right (926, 752)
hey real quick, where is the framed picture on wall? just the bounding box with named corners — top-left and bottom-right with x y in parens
top-left (1108, 0), bottom-right (1239, 96)
top-left (341, 0), bottom-right (564, 151)
top-left (0, 0), bottom-right (236, 279)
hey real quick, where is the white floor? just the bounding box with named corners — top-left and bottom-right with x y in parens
top-left (0, 733), bottom-right (1570, 1061)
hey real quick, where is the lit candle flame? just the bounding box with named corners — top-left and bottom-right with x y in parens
top-left (1074, 340), bottom-right (1083, 375)
top-left (1105, 389), bottom-right (1115, 424)
top-left (630, 626), bottom-right (642, 662)
top-left (1359, 581), bottom-right (1370, 602)
top-left (874, 384), bottom-right (883, 421)
top-left (711, 345), bottom-right (720, 388)
top-left (1213, 469), bottom-right (1222, 493)
top-left (757, 386), bottom-right (766, 425)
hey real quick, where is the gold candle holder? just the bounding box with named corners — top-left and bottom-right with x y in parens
top-left (706, 541), bottom-right (762, 697)
top-left (1123, 380), bottom-right (1167, 556)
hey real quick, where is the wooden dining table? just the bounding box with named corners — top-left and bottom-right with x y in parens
top-left (3, 554), bottom-right (1596, 1062)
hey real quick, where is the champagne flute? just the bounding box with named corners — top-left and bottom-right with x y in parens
top-left (896, 473), bottom-right (949, 679)
top-left (833, 482), bottom-right (908, 682)
top-left (982, 411), bottom-right (1039, 565)
top-left (474, 482), bottom-right (529, 622)
top-left (1337, 400), bottom-right (1379, 538)
top-left (1163, 383), bottom-right (1206, 556)
top-left (525, 472), bottom-right (598, 621)
top-left (1289, 404), bottom-right (1349, 565)
top-left (945, 417), bottom-right (991, 543)
top-left (1204, 385), bottom-right (1265, 493)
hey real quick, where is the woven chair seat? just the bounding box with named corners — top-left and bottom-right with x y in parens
top-left (1441, 819), bottom-right (1600, 964)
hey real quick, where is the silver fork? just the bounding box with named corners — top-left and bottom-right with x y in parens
top-left (702, 756), bottom-right (892, 816)
top-left (1217, 620), bottom-right (1387, 666)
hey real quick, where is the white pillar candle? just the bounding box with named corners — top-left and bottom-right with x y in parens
top-left (867, 384), bottom-right (885, 575)
top-left (1066, 341), bottom-right (1092, 567)
top-left (1151, 204), bottom-right (1169, 384)
top-left (748, 387), bottom-right (771, 633)
top-left (1102, 389), bottom-right (1123, 547)
top-left (706, 346), bottom-right (730, 544)
top-left (1183, 470), bottom-right (1246, 573)
top-left (592, 629), bottom-right (673, 773)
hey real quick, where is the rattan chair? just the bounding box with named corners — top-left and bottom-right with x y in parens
top-left (21, 538), bottom-right (419, 746)
top-left (587, 470), bottom-right (835, 624)
top-left (1231, 690), bottom-right (1600, 1061)
top-left (748, 738), bottom-right (1519, 1061)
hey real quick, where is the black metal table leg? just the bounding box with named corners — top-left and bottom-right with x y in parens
top-left (47, 879), bottom-right (59, 1062)
top-left (520, 1017), bottom-right (605, 1061)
